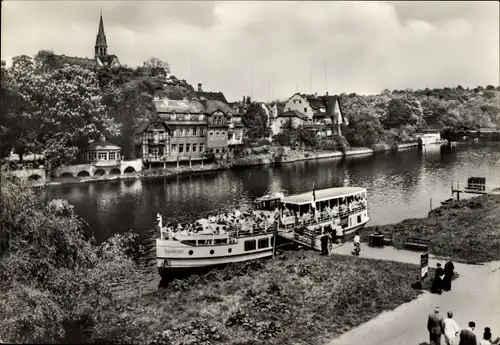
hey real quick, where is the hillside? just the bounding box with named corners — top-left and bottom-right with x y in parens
top-left (337, 86), bottom-right (499, 148)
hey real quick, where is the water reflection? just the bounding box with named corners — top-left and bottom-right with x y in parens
top-left (40, 144), bottom-right (500, 259)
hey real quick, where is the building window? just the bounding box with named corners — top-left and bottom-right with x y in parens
top-left (304, 108), bottom-right (307, 112)
top-left (171, 144), bottom-right (177, 152)
top-left (215, 131), bottom-right (219, 139)
top-left (89, 152), bottom-right (97, 160)
top-left (299, 100), bottom-right (302, 104)
top-left (109, 152), bottom-right (116, 160)
top-left (180, 129), bottom-right (185, 136)
top-left (97, 152), bottom-right (107, 160)
top-left (179, 144), bottom-right (184, 153)
top-left (200, 144), bottom-right (204, 152)
top-left (209, 131), bottom-right (214, 138)
top-left (193, 128), bottom-right (197, 136)
top-left (186, 144), bottom-right (190, 153)
top-left (116, 152), bottom-right (121, 160)
top-left (293, 100), bottom-right (296, 104)
top-left (192, 144), bottom-right (197, 152)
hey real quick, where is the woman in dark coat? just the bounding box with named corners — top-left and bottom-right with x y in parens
top-left (432, 263), bottom-right (445, 294)
top-left (443, 260), bottom-right (455, 291)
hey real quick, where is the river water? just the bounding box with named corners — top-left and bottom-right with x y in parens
top-left (41, 143), bottom-right (500, 261)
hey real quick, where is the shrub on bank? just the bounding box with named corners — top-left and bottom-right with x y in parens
top-left (0, 180), bottom-right (142, 343)
top-left (92, 252), bottom-right (426, 345)
top-left (362, 195), bottom-right (500, 264)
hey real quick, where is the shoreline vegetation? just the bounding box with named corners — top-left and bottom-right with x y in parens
top-left (1, 177), bottom-right (496, 344)
top-left (362, 194), bottom-right (500, 264)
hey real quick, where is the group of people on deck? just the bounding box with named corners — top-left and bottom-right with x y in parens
top-left (281, 194), bottom-right (367, 225)
top-left (427, 307), bottom-right (499, 345)
top-left (163, 208), bottom-right (278, 239)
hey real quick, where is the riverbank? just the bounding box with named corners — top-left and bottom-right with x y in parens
top-left (361, 194), bottom-right (500, 264)
top-left (87, 252), bottom-right (435, 345)
top-left (34, 142), bottom-right (421, 187)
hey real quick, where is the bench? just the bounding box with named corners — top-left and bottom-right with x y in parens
top-left (382, 233), bottom-right (393, 245)
top-left (404, 237), bottom-right (430, 251)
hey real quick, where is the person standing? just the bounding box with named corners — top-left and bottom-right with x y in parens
top-left (432, 263), bottom-right (445, 294)
top-left (442, 311), bottom-right (461, 345)
top-left (428, 306), bottom-right (444, 345)
top-left (459, 322), bottom-right (477, 345)
top-left (444, 259), bottom-right (455, 291)
top-left (321, 232), bottom-right (329, 256)
top-left (480, 327), bottom-right (493, 345)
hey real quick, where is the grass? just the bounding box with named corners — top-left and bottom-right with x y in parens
top-left (362, 195), bottom-right (500, 264)
top-left (89, 251), bottom-right (433, 345)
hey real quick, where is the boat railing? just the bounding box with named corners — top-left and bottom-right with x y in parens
top-left (279, 204), bottom-right (367, 230)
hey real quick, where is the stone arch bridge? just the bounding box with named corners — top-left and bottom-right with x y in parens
top-left (50, 159), bottom-right (142, 179)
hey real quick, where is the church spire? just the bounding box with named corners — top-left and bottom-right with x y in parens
top-left (95, 13), bottom-right (107, 58)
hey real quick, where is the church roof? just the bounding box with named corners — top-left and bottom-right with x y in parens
top-left (53, 55), bottom-right (98, 68)
top-left (95, 14), bottom-right (107, 47)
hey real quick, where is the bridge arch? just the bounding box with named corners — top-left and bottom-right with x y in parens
top-left (59, 172), bottom-right (74, 178)
top-left (76, 171), bottom-right (90, 177)
top-left (28, 174), bottom-right (42, 181)
top-left (123, 166), bottom-right (135, 174)
top-left (109, 168), bottom-right (121, 175)
top-left (94, 169), bottom-right (106, 177)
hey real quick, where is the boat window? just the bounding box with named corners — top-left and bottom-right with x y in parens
top-left (214, 238), bottom-right (228, 245)
top-left (357, 215), bottom-right (362, 224)
top-left (270, 236), bottom-right (274, 247)
top-left (258, 238), bottom-right (269, 249)
top-left (244, 240), bottom-right (256, 251)
top-left (181, 240), bottom-right (197, 246)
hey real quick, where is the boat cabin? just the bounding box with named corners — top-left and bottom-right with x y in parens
top-left (279, 187), bottom-right (367, 216)
top-left (254, 194), bottom-right (283, 211)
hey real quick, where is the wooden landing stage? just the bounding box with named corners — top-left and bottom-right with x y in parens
top-left (451, 177), bottom-right (500, 201)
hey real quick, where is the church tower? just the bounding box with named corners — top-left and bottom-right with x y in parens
top-left (95, 14), bottom-right (107, 59)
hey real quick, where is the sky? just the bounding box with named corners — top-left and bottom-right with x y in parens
top-left (1, 1), bottom-right (499, 102)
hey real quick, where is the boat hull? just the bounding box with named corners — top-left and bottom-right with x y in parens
top-left (156, 233), bottom-right (275, 278)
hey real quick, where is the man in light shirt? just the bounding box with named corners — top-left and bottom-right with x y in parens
top-left (443, 311), bottom-right (461, 345)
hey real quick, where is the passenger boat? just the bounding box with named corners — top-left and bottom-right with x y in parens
top-left (156, 186), bottom-right (369, 278)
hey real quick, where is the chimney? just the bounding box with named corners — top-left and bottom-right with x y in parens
top-left (197, 83), bottom-right (202, 92)
top-left (326, 91), bottom-right (329, 96)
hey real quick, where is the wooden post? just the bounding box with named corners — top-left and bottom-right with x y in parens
top-left (189, 156), bottom-right (192, 168)
top-left (272, 220), bottom-right (278, 258)
top-left (176, 156), bottom-right (179, 169)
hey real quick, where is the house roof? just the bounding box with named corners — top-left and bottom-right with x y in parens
top-left (279, 110), bottom-right (308, 121)
top-left (155, 98), bottom-right (205, 113)
top-left (87, 140), bottom-right (121, 151)
top-left (202, 99), bottom-right (233, 115)
top-left (281, 187), bottom-right (366, 205)
top-left (196, 91), bottom-right (228, 103)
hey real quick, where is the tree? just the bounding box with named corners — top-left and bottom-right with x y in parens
top-left (241, 102), bottom-right (271, 141)
top-left (0, 180), bottom-right (142, 343)
top-left (383, 94), bottom-right (425, 129)
top-left (142, 57), bottom-right (170, 78)
top-left (343, 110), bottom-right (385, 148)
top-left (6, 55), bottom-right (119, 167)
top-left (102, 77), bottom-right (158, 159)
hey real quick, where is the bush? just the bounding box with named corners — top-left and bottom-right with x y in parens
top-left (0, 180), bottom-right (142, 343)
